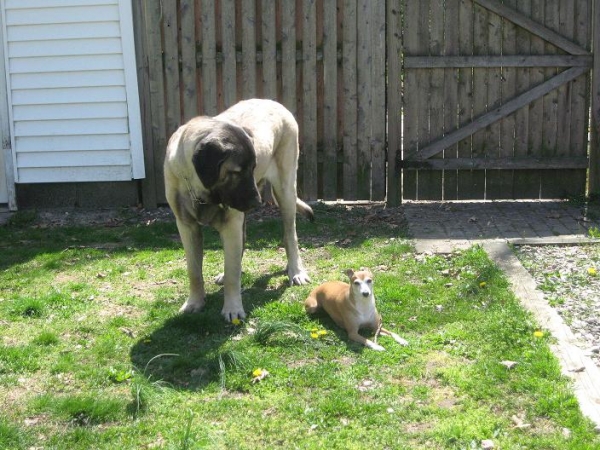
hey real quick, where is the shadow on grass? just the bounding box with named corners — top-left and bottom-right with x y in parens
top-left (129, 271), bottom-right (292, 392)
top-left (0, 203), bottom-right (409, 273)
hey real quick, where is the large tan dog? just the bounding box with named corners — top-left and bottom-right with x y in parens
top-left (305, 268), bottom-right (408, 351)
top-left (164, 99), bottom-right (313, 322)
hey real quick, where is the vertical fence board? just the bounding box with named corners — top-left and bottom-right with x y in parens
top-left (527, 0), bottom-right (545, 198)
top-left (181, 0), bottom-right (198, 121)
top-left (302, 0), bottom-right (318, 200)
top-left (370, 1), bottom-right (386, 200)
top-left (591, 0), bottom-right (600, 195)
top-left (163, 1), bottom-right (182, 135)
top-left (419, 0), bottom-right (443, 200)
top-left (356, 0), bottom-right (372, 199)
top-left (514, 0), bottom-right (541, 198)
top-left (467, 2), bottom-right (486, 199)
top-left (242, 0), bottom-right (257, 99)
top-left (442, 0), bottom-right (459, 200)
top-left (415, 0), bottom-right (431, 200)
top-left (322, 0), bottom-right (337, 200)
top-left (387, 0), bottom-right (402, 205)
top-left (485, 5), bottom-right (506, 199)
top-left (456, 0), bottom-right (475, 200)
top-left (540, 1), bottom-right (560, 198)
top-left (569, 0), bottom-right (591, 196)
top-left (201, 0), bottom-right (218, 115)
top-left (500, 0), bottom-right (517, 198)
top-left (132, 0), bottom-right (157, 207)
top-left (221, 0), bottom-right (237, 109)
top-left (281, 0), bottom-right (297, 114)
top-left (261, 2), bottom-right (277, 100)
top-left (342, 0), bottom-right (357, 200)
top-left (143, 0), bottom-right (167, 204)
top-left (402, 0), bottom-right (420, 200)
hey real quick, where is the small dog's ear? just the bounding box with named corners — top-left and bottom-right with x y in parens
top-left (344, 269), bottom-right (355, 279)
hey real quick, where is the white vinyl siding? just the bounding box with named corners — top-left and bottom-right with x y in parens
top-left (1, 0), bottom-right (144, 183)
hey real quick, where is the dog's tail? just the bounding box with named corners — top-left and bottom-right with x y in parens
top-left (304, 292), bottom-right (320, 314)
top-left (296, 199), bottom-right (315, 222)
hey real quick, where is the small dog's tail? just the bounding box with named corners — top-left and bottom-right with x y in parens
top-left (304, 292), bottom-right (320, 314)
top-left (296, 199), bottom-right (314, 222)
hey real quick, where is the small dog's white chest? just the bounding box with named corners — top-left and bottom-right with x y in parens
top-left (354, 295), bottom-right (378, 325)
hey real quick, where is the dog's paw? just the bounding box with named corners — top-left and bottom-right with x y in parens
top-left (221, 304), bottom-right (246, 323)
top-left (289, 270), bottom-right (311, 286)
top-left (179, 298), bottom-right (205, 314)
top-left (391, 333), bottom-right (409, 346)
top-left (366, 340), bottom-right (386, 351)
top-left (214, 273), bottom-right (225, 285)
top-left (394, 337), bottom-right (409, 346)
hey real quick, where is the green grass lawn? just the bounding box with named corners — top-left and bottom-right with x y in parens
top-left (1, 204), bottom-right (598, 449)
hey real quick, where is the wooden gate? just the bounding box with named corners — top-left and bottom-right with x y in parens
top-left (395, 0), bottom-right (593, 201)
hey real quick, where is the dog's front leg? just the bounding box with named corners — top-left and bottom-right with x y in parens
top-left (216, 211), bottom-right (246, 322)
top-left (176, 218), bottom-right (206, 314)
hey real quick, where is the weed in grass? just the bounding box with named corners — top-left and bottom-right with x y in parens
top-left (31, 393), bottom-right (126, 426)
top-left (9, 296), bottom-right (45, 318)
top-left (32, 331), bottom-right (60, 346)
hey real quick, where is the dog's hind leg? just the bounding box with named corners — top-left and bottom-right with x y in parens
top-left (304, 293), bottom-right (319, 314)
top-left (379, 328), bottom-right (409, 346)
top-left (270, 139), bottom-right (311, 286)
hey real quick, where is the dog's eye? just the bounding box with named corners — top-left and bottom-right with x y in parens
top-left (365, 279), bottom-right (372, 284)
top-left (353, 280), bottom-right (360, 286)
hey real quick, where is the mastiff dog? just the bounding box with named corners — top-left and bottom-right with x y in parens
top-left (164, 99), bottom-right (314, 322)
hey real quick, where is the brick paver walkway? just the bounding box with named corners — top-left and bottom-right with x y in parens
top-left (403, 200), bottom-right (600, 252)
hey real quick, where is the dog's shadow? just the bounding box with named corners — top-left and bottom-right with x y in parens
top-left (129, 271), bottom-right (289, 392)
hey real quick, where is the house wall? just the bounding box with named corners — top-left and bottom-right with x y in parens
top-left (0, 0), bottom-right (144, 209)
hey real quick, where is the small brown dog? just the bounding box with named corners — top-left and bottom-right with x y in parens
top-left (304, 268), bottom-right (408, 351)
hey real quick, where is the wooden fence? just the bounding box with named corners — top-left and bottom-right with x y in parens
top-left (134, 0), bottom-right (388, 206)
top-left (133, 0), bottom-right (600, 207)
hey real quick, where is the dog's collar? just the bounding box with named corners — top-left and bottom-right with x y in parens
top-left (184, 176), bottom-right (209, 205)
top-left (183, 176), bottom-right (228, 211)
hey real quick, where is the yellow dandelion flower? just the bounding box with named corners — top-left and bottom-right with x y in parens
top-left (318, 330), bottom-right (328, 336)
top-left (533, 330), bottom-right (544, 338)
top-left (479, 281), bottom-right (487, 288)
top-left (310, 332), bottom-right (319, 339)
top-left (588, 267), bottom-right (597, 276)
top-left (252, 368), bottom-right (263, 378)
top-left (231, 318), bottom-right (241, 325)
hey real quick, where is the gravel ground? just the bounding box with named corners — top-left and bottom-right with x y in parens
top-left (514, 244), bottom-right (600, 368)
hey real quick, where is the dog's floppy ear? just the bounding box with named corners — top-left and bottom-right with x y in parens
top-left (192, 140), bottom-right (226, 188)
top-left (344, 269), bottom-right (355, 279)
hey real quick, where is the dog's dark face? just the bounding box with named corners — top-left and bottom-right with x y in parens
top-left (192, 122), bottom-right (261, 212)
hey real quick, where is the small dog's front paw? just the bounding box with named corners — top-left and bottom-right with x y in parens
top-left (289, 270), bottom-right (311, 286)
top-left (179, 298), bottom-right (205, 314)
top-left (366, 340), bottom-right (386, 351)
